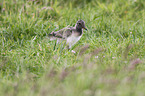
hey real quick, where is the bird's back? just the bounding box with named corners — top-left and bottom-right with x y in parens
top-left (48, 26), bottom-right (73, 39)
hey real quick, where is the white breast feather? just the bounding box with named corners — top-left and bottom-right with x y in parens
top-left (66, 34), bottom-right (82, 49)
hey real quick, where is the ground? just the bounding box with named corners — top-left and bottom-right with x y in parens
top-left (0, 0), bottom-right (145, 96)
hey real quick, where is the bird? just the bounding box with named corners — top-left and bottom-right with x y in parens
top-left (48, 19), bottom-right (87, 50)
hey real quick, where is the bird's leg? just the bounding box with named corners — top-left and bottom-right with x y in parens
top-left (66, 45), bottom-right (70, 50)
top-left (53, 40), bottom-right (57, 50)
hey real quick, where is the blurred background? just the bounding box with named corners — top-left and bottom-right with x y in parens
top-left (0, 0), bottom-right (145, 96)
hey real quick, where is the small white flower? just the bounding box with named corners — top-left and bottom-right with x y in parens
top-left (112, 57), bottom-right (116, 59)
top-left (71, 50), bottom-right (76, 53)
top-left (95, 56), bottom-right (98, 58)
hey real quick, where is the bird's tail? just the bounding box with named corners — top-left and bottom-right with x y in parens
top-left (48, 31), bottom-right (55, 37)
top-left (48, 31), bottom-right (58, 41)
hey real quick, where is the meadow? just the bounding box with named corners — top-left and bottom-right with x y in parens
top-left (0, 0), bottom-right (145, 96)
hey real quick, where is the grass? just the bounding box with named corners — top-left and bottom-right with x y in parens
top-left (0, 0), bottom-right (145, 96)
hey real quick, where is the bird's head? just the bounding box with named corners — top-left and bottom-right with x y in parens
top-left (76, 20), bottom-right (87, 30)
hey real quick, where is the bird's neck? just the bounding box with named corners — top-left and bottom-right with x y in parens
top-left (76, 27), bottom-right (83, 35)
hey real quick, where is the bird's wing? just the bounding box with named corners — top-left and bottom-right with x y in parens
top-left (49, 26), bottom-right (73, 39)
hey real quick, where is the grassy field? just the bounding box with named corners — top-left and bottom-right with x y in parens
top-left (0, 0), bottom-right (145, 96)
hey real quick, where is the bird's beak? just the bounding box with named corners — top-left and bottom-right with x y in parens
top-left (83, 27), bottom-right (87, 31)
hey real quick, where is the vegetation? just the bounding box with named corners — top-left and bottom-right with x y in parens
top-left (0, 0), bottom-right (145, 96)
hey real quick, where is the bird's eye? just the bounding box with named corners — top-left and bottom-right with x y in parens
top-left (78, 23), bottom-right (81, 25)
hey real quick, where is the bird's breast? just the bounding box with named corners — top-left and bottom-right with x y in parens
top-left (66, 34), bottom-right (82, 45)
